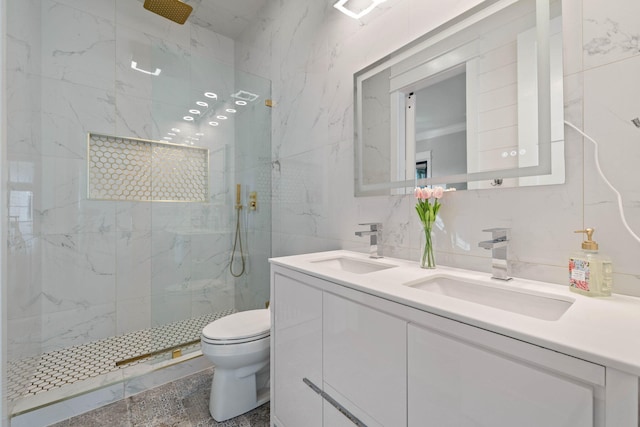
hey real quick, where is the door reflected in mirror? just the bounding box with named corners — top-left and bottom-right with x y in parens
top-left (411, 70), bottom-right (468, 191)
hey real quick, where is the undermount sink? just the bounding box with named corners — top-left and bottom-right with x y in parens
top-left (310, 256), bottom-right (396, 274)
top-left (404, 275), bottom-right (574, 321)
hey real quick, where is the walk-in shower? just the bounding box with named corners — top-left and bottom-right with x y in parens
top-left (5, 0), bottom-right (271, 418)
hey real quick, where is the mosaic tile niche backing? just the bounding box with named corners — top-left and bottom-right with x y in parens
top-left (88, 133), bottom-right (209, 202)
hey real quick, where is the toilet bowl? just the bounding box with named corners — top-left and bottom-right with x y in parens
top-left (201, 309), bottom-right (271, 422)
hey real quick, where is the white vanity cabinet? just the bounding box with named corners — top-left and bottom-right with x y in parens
top-left (271, 262), bottom-right (639, 427)
top-left (323, 292), bottom-right (407, 427)
top-left (271, 272), bottom-right (323, 427)
top-left (271, 267), bottom-right (407, 427)
top-left (407, 321), bottom-right (599, 426)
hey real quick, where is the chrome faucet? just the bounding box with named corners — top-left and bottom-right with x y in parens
top-left (478, 228), bottom-right (512, 281)
top-left (355, 223), bottom-right (383, 259)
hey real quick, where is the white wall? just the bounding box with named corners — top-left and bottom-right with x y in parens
top-left (236, 0), bottom-right (640, 297)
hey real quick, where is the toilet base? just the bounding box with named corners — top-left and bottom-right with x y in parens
top-left (209, 361), bottom-right (270, 422)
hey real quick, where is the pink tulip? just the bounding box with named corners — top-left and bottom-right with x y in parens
top-left (433, 186), bottom-right (444, 199)
top-left (421, 187), bottom-right (433, 199)
top-left (414, 187), bottom-right (421, 199)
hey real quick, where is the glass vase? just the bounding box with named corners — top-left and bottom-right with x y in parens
top-left (420, 223), bottom-right (436, 269)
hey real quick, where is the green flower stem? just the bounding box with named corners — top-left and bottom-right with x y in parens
top-left (421, 221), bottom-right (436, 269)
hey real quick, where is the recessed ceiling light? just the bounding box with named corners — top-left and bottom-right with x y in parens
top-left (163, 137), bottom-right (172, 140)
top-left (235, 100), bottom-right (247, 106)
top-left (189, 109), bottom-right (201, 115)
top-left (231, 90), bottom-right (259, 102)
top-left (209, 121), bottom-right (219, 126)
top-left (204, 92), bottom-right (218, 99)
top-left (167, 132), bottom-right (176, 136)
top-left (196, 101), bottom-right (208, 107)
top-left (171, 128), bottom-right (181, 132)
top-left (216, 115), bottom-right (228, 120)
top-left (196, 133), bottom-right (204, 136)
top-left (225, 108), bottom-right (237, 113)
top-left (183, 116), bottom-right (194, 121)
top-left (333, 0), bottom-right (387, 19)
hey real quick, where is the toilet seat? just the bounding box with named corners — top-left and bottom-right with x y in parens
top-left (202, 309), bottom-right (270, 345)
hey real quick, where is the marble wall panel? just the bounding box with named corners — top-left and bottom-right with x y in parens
top-left (115, 25), bottom-right (162, 101)
top-left (582, 0), bottom-right (640, 70)
top-left (116, 296), bottom-right (151, 336)
top-left (116, 230), bottom-right (152, 302)
top-left (583, 54), bottom-right (640, 277)
top-left (41, 303), bottom-right (117, 352)
top-left (40, 0), bottom-right (115, 91)
top-left (40, 78), bottom-right (116, 159)
top-left (39, 157), bottom-right (117, 235)
top-left (40, 232), bottom-right (116, 315)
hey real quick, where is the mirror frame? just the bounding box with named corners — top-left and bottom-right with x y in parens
top-left (354, 0), bottom-right (556, 196)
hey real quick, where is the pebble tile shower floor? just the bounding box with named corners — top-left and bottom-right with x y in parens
top-left (49, 367), bottom-right (270, 427)
top-left (8, 309), bottom-right (236, 401)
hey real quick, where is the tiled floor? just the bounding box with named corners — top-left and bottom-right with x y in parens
top-left (8, 310), bottom-right (236, 401)
top-left (50, 367), bottom-right (270, 427)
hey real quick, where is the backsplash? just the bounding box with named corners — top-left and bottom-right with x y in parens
top-left (236, 0), bottom-right (640, 297)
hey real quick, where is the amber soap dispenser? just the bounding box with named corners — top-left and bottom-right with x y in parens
top-left (569, 228), bottom-right (612, 297)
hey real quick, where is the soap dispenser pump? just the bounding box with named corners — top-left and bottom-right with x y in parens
top-left (569, 228), bottom-right (612, 297)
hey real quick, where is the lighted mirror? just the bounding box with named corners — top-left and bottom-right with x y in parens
top-left (355, 0), bottom-right (564, 196)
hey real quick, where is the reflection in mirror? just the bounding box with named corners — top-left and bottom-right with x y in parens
top-left (412, 70), bottom-right (468, 191)
top-left (354, 0), bottom-right (564, 196)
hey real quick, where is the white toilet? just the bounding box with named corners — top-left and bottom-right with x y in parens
top-left (201, 309), bottom-right (271, 422)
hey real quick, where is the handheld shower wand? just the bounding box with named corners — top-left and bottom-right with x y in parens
top-left (230, 184), bottom-right (246, 277)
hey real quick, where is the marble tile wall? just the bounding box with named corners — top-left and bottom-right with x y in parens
top-left (6, 0), bottom-right (271, 365)
top-left (236, 0), bottom-right (640, 297)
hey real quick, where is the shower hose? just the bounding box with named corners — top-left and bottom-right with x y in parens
top-left (230, 205), bottom-right (246, 277)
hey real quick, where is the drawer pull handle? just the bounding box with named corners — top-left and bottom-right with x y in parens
top-left (303, 378), bottom-right (368, 427)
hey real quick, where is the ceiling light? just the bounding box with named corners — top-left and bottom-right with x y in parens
top-left (189, 109), bottom-right (201, 115)
top-left (167, 132), bottom-right (176, 136)
top-left (130, 60), bottom-right (161, 76)
top-left (235, 100), bottom-right (247, 106)
top-left (209, 121), bottom-right (219, 126)
top-left (216, 115), bottom-right (228, 120)
top-left (231, 90), bottom-right (259, 102)
top-left (333, 0), bottom-right (387, 19)
top-left (163, 137), bottom-right (172, 140)
top-left (196, 101), bottom-right (208, 107)
top-left (204, 92), bottom-right (218, 99)
top-left (196, 133), bottom-right (204, 136)
top-left (183, 116), bottom-right (194, 121)
top-left (226, 108), bottom-right (237, 113)
top-left (171, 128), bottom-right (181, 132)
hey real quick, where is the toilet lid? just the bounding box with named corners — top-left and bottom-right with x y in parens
top-left (202, 309), bottom-right (270, 342)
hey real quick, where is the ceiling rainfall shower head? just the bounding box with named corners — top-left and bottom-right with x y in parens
top-left (143, 0), bottom-right (193, 25)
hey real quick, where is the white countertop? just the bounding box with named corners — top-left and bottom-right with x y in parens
top-left (270, 250), bottom-right (640, 377)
